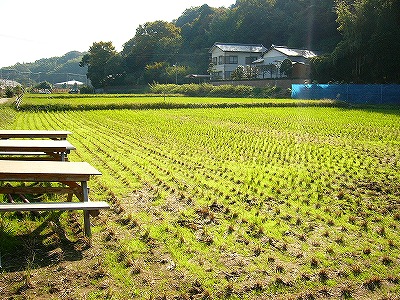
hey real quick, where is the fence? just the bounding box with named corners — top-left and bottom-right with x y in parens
top-left (15, 94), bottom-right (23, 110)
top-left (291, 84), bottom-right (400, 105)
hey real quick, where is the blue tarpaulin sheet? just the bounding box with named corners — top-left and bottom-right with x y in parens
top-left (291, 84), bottom-right (400, 104)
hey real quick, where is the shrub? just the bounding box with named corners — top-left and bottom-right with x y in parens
top-left (35, 81), bottom-right (52, 90)
top-left (80, 85), bottom-right (95, 94)
top-left (149, 83), bottom-right (289, 98)
top-left (5, 86), bottom-right (14, 98)
top-left (13, 85), bottom-right (23, 95)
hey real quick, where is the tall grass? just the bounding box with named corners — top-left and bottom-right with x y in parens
top-left (0, 105), bottom-right (16, 128)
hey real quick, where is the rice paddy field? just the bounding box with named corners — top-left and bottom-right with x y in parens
top-left (0, 94), bottom-right (400, 299)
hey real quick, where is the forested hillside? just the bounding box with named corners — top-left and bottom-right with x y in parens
top-left (0, 51), bottom-right (87, 86)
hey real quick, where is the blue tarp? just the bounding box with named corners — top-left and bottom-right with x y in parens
top-left (291, 84), bottom-right (400, 104)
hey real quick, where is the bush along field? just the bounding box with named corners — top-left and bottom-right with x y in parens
top-left (0, 96), bottom-right (400, 299)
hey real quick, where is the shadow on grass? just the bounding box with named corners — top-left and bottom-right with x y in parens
top-left (354, 106), bottom-right (400, 116)
top-left (0, 211), bottom-right (88, 272)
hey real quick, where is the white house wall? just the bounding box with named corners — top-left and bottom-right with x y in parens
top-left (262, 49), bottom-right (308, 65)
top-left (211, 50), bottom-right (263, 80)
top-left (262, 49), bottom-right (288, 65)
top-left (212, 48), bottom-right (225, 77)
top-left (256, 49), bottom-right (310, 79)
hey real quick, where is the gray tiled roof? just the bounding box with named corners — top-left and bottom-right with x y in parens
top-left (210, 43), bottom-right (267, 53)
top-left (272, 46), bottom-right (317, 58)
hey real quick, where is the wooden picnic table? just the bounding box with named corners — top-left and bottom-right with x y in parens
top-left (0, 160), bottom-right (109, 237)
top-left (0, 130), bottom-right (71, 140)
top-left (0, 139), bottom-right (76, 161)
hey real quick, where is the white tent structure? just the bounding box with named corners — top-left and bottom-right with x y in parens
top-left (54, 80), bottom-right (84, 89)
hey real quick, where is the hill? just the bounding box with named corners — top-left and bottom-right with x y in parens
top-left (0, 51), bottom-right (88, 86)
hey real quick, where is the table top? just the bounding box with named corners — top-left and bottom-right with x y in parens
top-left (0, 160), bottom-right (101, 181)
top-left (0, 130), bottom-right (72, 139)
top-left (0, 139), bottom-right (76, 152)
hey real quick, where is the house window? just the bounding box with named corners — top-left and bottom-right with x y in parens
top-left (212, 57), bottom-right (217, 65)
top-left (225, 56), bottom-right (238, 64)
top-left (245, 56), bottom-right (258, 65)
top-left (218, 56), bottom-right (238, 64)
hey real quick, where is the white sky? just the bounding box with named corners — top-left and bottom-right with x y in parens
top-left (0, 0), bottom-right (235, 68)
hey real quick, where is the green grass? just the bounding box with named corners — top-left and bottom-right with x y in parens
top-left (1, 95), bottom-right (400, 299)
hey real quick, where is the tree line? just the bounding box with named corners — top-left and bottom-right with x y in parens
top-left (80, 0), bottom-right (400, 89)
top-left (1, 51), bottom-right (87, 86)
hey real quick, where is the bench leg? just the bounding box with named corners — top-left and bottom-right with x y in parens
top-left (82, 181), bottom-right (91, 237)
top-left (84, 211), bottom-right (91, 237)
top-left (67, 193), bottom-right (73, 202)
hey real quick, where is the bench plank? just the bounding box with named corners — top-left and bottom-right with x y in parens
top-left (0, 160), bottom-right (101, 181)
top-left (0, 186), bottom-right (80, 195)
top-left (0, 140), bottom-right (76, 152)
top-left (0, 130), bottom-right (71, 139)
top-left (0, 152), bottom-right (48, 155)
top-left (0, 152), bottom-right (62, 161)
top-left (0, 201), bottom-right (110, 212)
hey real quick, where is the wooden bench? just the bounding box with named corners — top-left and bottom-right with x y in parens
top-left (0, 130), bottom-right (72, 140)
top-left (0, 151), bottom-right (62, 161)
top-left (0, 160), bottom-right (109, 237)
top-left (0, 139), bottom-right (76, 161)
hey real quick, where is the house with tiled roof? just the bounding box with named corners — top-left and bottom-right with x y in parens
top-left (253, 45), bottom-right (318, 79)
top-left (209, 43), bottom-right (318, 80)
top-left (209, 42), bottom-right (267, 80)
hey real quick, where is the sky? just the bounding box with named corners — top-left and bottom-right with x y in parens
top-left (0, 0), bottom-right (235, 68)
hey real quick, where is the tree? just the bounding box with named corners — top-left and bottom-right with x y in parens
top-left (35, 81), bottom-right (52, 90)
top-left (122, 21), bottom-right (182, 84)
top-left (176, 4), bottom-right (217, 51)
top-left (310, 55), bottom-right (334, 83)
top-left (280, 59), bottom-right (293, 78)
top-left (231, 65), bottom-right (246, 80)
top-left (207, 63), bottom-right (219, 80)
top-left (281, 0), bottom-right (340, 52)
top-left (231, 0), bottom-right (276, 44)
top-left (245, 65), bottom-right (259, 79)
top-left (208, 7), bottom-right (236, 43)
top-left (5, 86), bottom-right (14, 98)
top-left (176, 5), bottom-right (222, 75)
top-left (144, 62), bottom-right (168, 83)
top-left (104, 54), bottom-right (125, 86)
top-left (231, 65), bottom-right (259, 80)
top-left (312, 0), bottom-right (400, 83)
top-left (80, 41), bottom-right (118, 88)
top-left (165, 64), bottom-right (187, 84)
top-left (13, 85), bottom-right (23, 95)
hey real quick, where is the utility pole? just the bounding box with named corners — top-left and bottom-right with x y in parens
top-left (173, 64), bottom-right (178, 84)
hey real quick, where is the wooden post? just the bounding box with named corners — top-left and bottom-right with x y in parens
top-left (81, 181), bottom-right (91, 237)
